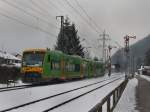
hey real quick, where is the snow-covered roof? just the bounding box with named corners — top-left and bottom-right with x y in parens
top-left (0, 51), bottom-right (21, 60)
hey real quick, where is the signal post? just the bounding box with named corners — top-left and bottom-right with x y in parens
top-left (124, 35), bottom-right (136, 78)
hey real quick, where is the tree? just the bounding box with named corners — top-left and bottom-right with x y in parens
top-left (144, 49), bottom-right (150, 65)
top-left (55, 18), bottom-right (84, 57)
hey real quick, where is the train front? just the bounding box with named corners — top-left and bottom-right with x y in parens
top-left (21, 49), bottom-right (46, 83)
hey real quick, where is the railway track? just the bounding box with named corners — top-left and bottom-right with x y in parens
top-left (0, 83), bottom-right (50, 93)
top-left (0, 79), bottom-right (80, 93)
top-left (0, 75), bottom-right (119, 93)
top-left (1, 76), bottom-right (124, 112)
top-left (0, 84), bottom-right (33, 93)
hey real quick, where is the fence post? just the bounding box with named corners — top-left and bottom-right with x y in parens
top-left (107, 97), bottom-right (111, 112)
top-left (117, 88), bottom-right (119, 99)
top-left (113, 91), bottom-right (116, 106)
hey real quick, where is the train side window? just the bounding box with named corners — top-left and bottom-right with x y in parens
top-left (51, 60), bottom-right (60, 70)
top-left (75, 64), bottom-right (80, 72)
top-left (64, 62), bottom-right (69, 71)
top-left (51, 61), bottom-right (53, 69)
top-left (48, 55), bottom-right (50, 62)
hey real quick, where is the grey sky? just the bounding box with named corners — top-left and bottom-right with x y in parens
top-left (0, 0), bottom-right (149, 58)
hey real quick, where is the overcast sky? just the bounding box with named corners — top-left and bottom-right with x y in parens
top-left (0, 0), bottom-right (149, 58)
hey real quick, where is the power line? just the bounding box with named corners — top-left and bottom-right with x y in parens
top-left (74, 0), bottom-right (121, 53)
top-left (50, 0), bottom-right (101, 42)
top-left (0, 9), bottom-right (57, 37)
top-left (13, 0), bottom-right (55, 21)
top-left (64, 0), bottom-right (100, 34)
top-left (30, 0), bottom-right (59, 24)
top-left (74, 0), bottom-right (103, 32)
top-left (55, 0), bottom-right (72, 14)
top-left (2, 0), bottom-right (59, 29)
top-left (46, 0), bottom-right (65, 13)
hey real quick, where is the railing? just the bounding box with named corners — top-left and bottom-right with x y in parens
top-left (89, 79), bottom-right (128, 112)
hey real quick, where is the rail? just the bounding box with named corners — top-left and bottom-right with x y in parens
top-left (1, 76), bottom-right (123, 112)
top-left (89, 79), bottom-right (128, 112)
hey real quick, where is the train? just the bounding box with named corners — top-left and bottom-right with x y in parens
top-left (21, 49), bottom-right (105, 83)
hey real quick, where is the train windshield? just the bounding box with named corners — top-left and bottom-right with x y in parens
top-left (22, 52), bottom-right (45, 67)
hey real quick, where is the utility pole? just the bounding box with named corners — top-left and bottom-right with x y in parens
top-left (124, 35), bottom-right (136, 78)
top-left (56, 16), bottom-right (64, 36)
top-left (56, 16), bottom-right (65, 80)
top-left (56, 16), bottom-right (64, 31)
top-left (99, 30), bottom-right (110, 63)
top-left (56, 16), bottom-right (65, 52)
top-left (104, 48), bottom-right (108, 63)
top-left (107, 45), bottom-right (117, 76)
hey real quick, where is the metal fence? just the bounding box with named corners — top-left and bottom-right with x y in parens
top-left (89, 79), bottom-right (128, 112)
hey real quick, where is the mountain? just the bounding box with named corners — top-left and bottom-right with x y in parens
top-left (112, 34), bottom-right (150, 70)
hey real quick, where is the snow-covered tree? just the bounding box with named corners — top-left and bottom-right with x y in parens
top-left (55, 18), bottom-right (84, 57)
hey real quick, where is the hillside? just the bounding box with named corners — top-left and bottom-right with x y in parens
top-left (112, 34), bottom-right (150, 69)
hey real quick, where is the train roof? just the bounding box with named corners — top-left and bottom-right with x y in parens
top-left (23, 48), bottom-right (46, 53)
top-left (22, 49), bottom-right (104, 64)
top-left (50, 50), bottom-right (63, 54)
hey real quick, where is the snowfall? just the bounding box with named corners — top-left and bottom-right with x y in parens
top-left (0, 73), bottom-right (146, 112)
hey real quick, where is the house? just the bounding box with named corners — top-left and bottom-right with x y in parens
top-left (0, 51), bottom-right (21, 68)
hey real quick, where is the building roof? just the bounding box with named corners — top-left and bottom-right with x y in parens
top-left (0, 51), bottom-right (21, 60)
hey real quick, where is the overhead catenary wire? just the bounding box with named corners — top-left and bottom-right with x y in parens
top-left (13, 0), bottom-right (56, 21)
top-left (30, 0), bottom-right (61, 24)
top-left (2, 0), bottom-right (59, 30)
top-left (74, 0), bottom-right (103, 32)
top-left (0, 8), bottom-right (57, 37)
top-left (47, 0), bottom-right (101, 44)
top-left (2, 0), bottom-right (118, 58)
top-left (63, 0), bottom-right (100, 34)
top-left (46, 0), bottom-right (65, 13)
top-left (55, 0), bottom-right (72, 14)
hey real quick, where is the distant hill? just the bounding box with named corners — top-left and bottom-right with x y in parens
top-left (112, 34), bottom-right (150, 69)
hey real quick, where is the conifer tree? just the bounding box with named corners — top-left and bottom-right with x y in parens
top-left (55, 18), bottom-right (84, 57)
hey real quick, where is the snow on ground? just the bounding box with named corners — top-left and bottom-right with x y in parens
top-left (9, 77), bottom-right (125, 112)
top-left (113, 78), bottom-right (138, 112)
top-left (140, 75), bottom-right (150, 81)
top-left (0, 73), bottom-right (124, 112)
top-left (50, 78), bottom-right (125, 112)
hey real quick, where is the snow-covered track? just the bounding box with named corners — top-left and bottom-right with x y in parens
top-left (0, 82), bottom-right (59, 93)
top-left (0, 81), bottom-right (68, 93)
top-left (43, 77), bottom-right (124, 112)
top-left (1, 76), bottom-right (124, 112)
top-left (0, 84), bottom-right (33, 93)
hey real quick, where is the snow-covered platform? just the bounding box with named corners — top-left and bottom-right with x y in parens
top-left (0, 73), bottom-right (125, 112)
top-left (114, 74), bottom-right (150, 112)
